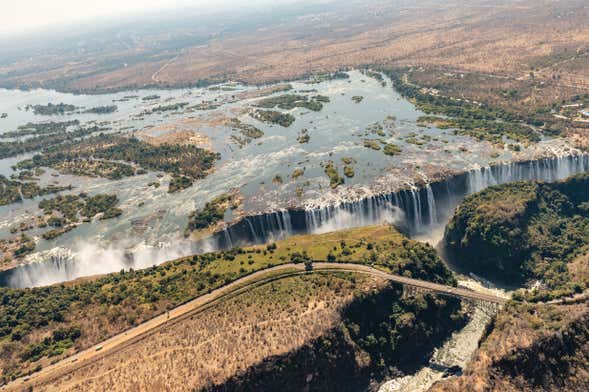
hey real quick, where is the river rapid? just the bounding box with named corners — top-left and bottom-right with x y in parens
top-left (0, 71), bottom-right (585, 391)
top-left (0, 70), bottom-right (586, 287)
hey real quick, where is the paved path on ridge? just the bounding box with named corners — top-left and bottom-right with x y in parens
top-left (3, 262), bottom-right (507, 391)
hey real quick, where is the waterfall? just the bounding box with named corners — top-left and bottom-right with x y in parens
top-left (281, 210), bottom-right (293, 234)
top-left (217, 154), bottom-right (589, 243)
top-left (2, 154), bottom-right (589, 288)
top-left (222, 228), bottom-right (233, 249)
top-left (426, 184), bottom-right (438, 227)
top-left (411, 188), bottom-right (422, 231)
top-left (244, 217), bottom-right (260, 243)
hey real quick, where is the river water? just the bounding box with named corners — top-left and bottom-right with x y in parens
top-left (379, 307), bottom-right (492, 392)
top-left (0, 70), bottom-right (583, 389)
top-left (0, 70), bottom-right (586, 287)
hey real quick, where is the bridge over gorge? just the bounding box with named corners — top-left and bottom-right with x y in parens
top-left (311, 262), bottom-right (508, 312)
top-left (4, 262), bottom-right (507, 391)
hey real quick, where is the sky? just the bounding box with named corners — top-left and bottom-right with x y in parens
top-left (0, 0), bottom-right (287, 36)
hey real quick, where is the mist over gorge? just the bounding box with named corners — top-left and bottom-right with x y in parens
top-left (1, 1), bottom-right (589, 391)
top-left (3, 153), bottom-right (588, 288)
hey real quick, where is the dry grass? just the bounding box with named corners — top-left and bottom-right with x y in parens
top-left (0, 225), bottom-right (403, 383)
top-left (2, 0), bottom-right (589, 98)
top-left (430, 301), bottom-right (589, 392)
top-left (137, 128), bottom-right (211, 148)
top-left (37, 273), bottom-right (386, 392)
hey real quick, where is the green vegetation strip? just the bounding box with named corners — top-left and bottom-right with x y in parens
top-left (0, 121), bottom-right (79, 139)
top-left (254, 94), bottom-right (329, 112)
top-left (38, 193), bottom-right (122, 240)
top-left (0, 175), bottom-right (70, 207)
top-left (26, 103), bottom-right (78, 116)
top-left (0, 225), bottom-right (452, 383)
top-left (186, 193), bottom-right (239, 235)
top-left (16, 134), bottom-right (220, 190)
top-left (250, 109), bottom-right (295, 127)
top-left (0, 126), bottom-right (106, 159)
top-left (385, 69), bottom-right (550, 145)
top-left (323, 161), bottom-right (344, 188)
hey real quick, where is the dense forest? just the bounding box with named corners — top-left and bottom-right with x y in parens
top-left (0, 120), bottom-right (80, 139)
top-left (26, 103), bottom-right (78, 116)
top-left (445, 173), bottom-right (589, 301)
top-left (0, 175), bottom-right (70, 206)
top-left (424, 173), bottom-right (589, 392)
top-left (250, 109), bottom-right (295, 127)
top-left (16, 134), bottom-right (220, 189)
top-left (254, 94), bottom-right (329, 112)
top-left (0, 126), bottom-right (105, 159)
top-left (38, 193), bottom-right (121, 240)
top-left (186, 193), bottom-right (239, 234)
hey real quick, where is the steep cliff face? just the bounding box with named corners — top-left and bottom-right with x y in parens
top-left (430, 303), bottom-right (589, 392)
top-left (444, 173), bottom-right (589, 300)
top-left (436, 173), bottom-right (589, 392)
top-left (494, 312), bottom-right (589, 390)
top-left (444, 181), bottom-right (539, 282)
top-left (204, 286), bottom-right (468, 392)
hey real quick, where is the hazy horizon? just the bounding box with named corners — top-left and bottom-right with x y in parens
top-left (1, 0), bottom-right (317, 37)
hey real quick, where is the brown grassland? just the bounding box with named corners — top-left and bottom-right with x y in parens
top-left (1, 225), bottom-right (450, 384)
top-left (37, 273), bottom-right (386, 391)
top-left (431, 301), bottom-right (589, 392)
top-left (2, 0), bottom-right (589, 103)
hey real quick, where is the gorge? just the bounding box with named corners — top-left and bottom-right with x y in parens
top-left (2, 153), bottom-right (588, 288)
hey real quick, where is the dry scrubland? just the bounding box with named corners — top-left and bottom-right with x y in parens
top-left (431, 302), bottom-right (589, 392)
top-left (1, 0), bottom-right (589, 95)
top-left (2, 225), bottom-right (450, 384)
top-left (38, 273), bottom-right (385, 391)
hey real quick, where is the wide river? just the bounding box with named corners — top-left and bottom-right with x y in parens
top-left (0, 70), bottom-right (585, 287)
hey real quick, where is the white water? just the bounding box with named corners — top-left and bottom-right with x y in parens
top-left (236, 154), bottom-right (589, 244)
top-left (3, 237), bottom-right (219, 287)
top-left (379, 308), bottom-right (492, 392)
top-left (2, 153), bottom-right (589, 288)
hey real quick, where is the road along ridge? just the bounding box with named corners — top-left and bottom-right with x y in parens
top-left (3, 262), bottom-right (507, 391)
